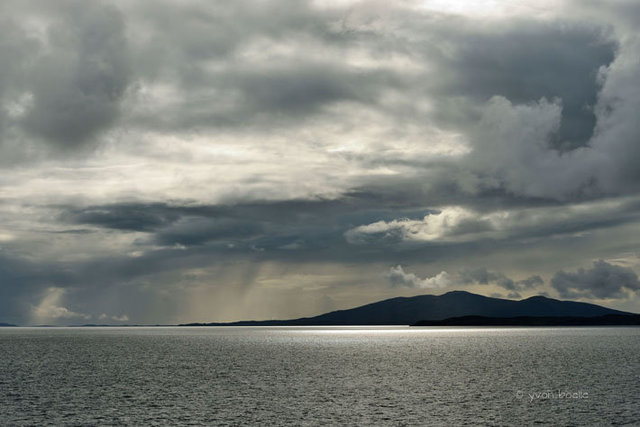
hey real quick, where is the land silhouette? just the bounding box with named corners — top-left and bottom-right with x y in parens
top-left (182, 291), bottom-right (638, 326)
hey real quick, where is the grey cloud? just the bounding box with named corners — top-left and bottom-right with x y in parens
top-left (154, 217), bottom-right (264, 247)
top-left (458, 267), bottom-right (496, 285)
top-left (344, 198), bottom-right (640, 248)
top-left (62, 204), bottom-right (180, 232)
top-left (459, 268), bottom-right (544, 291)
top-left (58, 197), bottom-right (434, 244)
top-left (0, 0), bottom-right (624, 180)
top-left (0, 246), bottom-right (193, 325)
top-left (61, 203), bottom-right (266, 247)
top-left (452, 19), bottom-right (640, 201)
top-left (519, 275), bottom-right (544, 288)
top-left (339, 8), bottom-right (637, 202)
top-left (384, 264), bottom-right (543, 293)
top-left (386, 265), bottom-right (451, 289)
top-left (234, 66), bottom-right (394, 117)
top-left (121, 0), bottom-right (393, 130)
top-left (428, 21), bottom-right (616, 150)
top-left (57, 194), bottom-right (640, 267)
top-left (134, 66), bottom-right (399, 131)
top-left (551, 259), bottom-right (640, 299)
top-left (2, 1), bottom-right (640, 324)
top-left (0, 252), bottom-right (79, 324)
top-left (22, 2), bottom-right (131, 148)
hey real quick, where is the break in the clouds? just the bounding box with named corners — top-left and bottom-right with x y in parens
top-left (2, 0), bottom-right (640, 324)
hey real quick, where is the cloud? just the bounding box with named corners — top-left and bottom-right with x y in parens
top-left (31, 287), bottom-right (90, 323)
top-left (518, 275), bottom-right (545, 288)
top-left (386, 265), bottom-right (452, 289)
top-left (99, 313), bottom-right (129, 322)
top-left (20, 2), bottom-right (130, 149)
top-left (551, 259), bottom-right (640, 299)
top-left (344, 199), bottom-right (640, 247)
top-left (62, 203), bottom-right (180, 232)
top-left (430, 20), bottom-right (616, 151)
top-left (458, 268), bottom-right (544, 291)
top-left (1, 0), bottom-right (640, 323)
top-left (385, 265), bottom-right (542, 292)
top-left (345, 206), bottom-right (500, 245)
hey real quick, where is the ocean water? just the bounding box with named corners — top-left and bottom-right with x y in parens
top-left (1, 327), bottom-right (639, 426)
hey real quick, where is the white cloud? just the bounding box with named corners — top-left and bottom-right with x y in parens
top-left (99, 313), bottom-right (129, 322)
top-left (345, 198), bottom-right (640, 245)
top-left (345, 206), bottom-right (480, 244)
top-left (386, 265), bottom-right (452, 289)
top-left (112, 314), bottom-right (129, 322)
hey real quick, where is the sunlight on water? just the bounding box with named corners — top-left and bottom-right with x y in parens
top-left (1, 327), bottom-right (639, 425)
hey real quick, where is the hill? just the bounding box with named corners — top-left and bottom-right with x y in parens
top-left (412, 314), bottom-right (640, 326)
top-left (182, 291), bottom-right (634, 326)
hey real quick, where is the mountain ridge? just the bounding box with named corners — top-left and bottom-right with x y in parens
top-left (182, 290), bottom-right (635, 326)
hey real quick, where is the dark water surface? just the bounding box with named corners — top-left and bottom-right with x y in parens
top-left (1, 327), bottom-right (639, 426)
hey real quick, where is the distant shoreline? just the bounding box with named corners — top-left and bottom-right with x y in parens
top-left (5, 291), bottom-right (639, 328)
top-left (5, 320), bottom-right (640, 328)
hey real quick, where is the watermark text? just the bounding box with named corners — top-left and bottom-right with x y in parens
top-left (515, 390), bottom-right (589, 402)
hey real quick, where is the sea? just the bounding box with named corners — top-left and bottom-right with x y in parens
top-left (1, 326), bottom-right (639, 426)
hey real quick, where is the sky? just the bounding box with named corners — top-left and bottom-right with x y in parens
top-left (2, 0), bottom-right (640, 325)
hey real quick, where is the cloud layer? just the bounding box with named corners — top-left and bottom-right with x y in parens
top-left (2, 0), bottom-right (640, 323)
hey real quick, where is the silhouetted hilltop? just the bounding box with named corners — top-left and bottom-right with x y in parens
top-left (0, 322), bottom-right (17, 327)
top-left (412, 314), bottom-right (640, 326)
top-left (182, 291), bottom-right (634, 326)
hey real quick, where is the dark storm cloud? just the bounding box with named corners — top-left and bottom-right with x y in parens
top-left (129, 65), bottom-right (402, 131)
top-left (59, 195), bottom-right (434, 235)
top-left (0, 244), bottom-right (225, 324)
top-left (0, 253), bottom-right (78, 324)
top-left (57, 198), bottom-right (400, 252)
top-left (0, 1), bottom-right (132, 150)
top-left (235, 66), bottom-right (397, 117)
top-left (133, 10), bottom-right (616, 144)
top-left (62, 204), bottom-right (180, 232)
top-left (426, 21), bottom-right (616, 150)
top-left (27, 3), bottom-right (130, 147)
top-left (551, 260), bottom-right (640, 299)
top-left (0, 0), bottom-right (621, 170)
top-left (56, 195), bottom-right (640, 266)
top-left (155, 217), bottom-right (264, 247)
top-left (120, 0), bottom-right (399, 130)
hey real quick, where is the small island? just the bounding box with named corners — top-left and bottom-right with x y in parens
top-left (180, 291), bottom-right (639, 327)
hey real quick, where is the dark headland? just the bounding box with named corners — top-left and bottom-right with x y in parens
top-left (412, 314), bottom-right (640, 326)
top-left (181, 290), bottom-right (638, 326)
